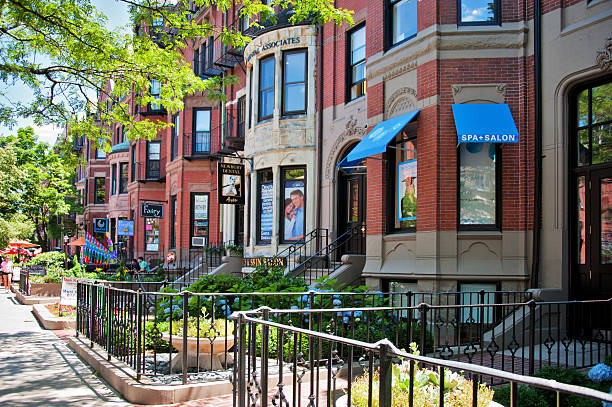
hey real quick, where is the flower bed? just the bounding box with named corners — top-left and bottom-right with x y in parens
top-left (45, 302), bottom-right (76, 318)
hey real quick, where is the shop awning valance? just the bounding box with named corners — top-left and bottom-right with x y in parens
top-left (451, 104), bottom-right (519, 143)
top-left (337, 110), bottom-right (420, 168)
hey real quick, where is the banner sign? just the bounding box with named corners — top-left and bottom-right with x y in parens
top-left (60, 277), bottom-right (79, 307)
top-left (242, 257), bottom-right (287, 267)
top-left (259, 182), bottom-right (273, 241)
top-left (140, 202), bottom-right (163, 218)
top-left (218, 163), bottom-right (245, 204)
top-left (117, 220), bottom-right (134, 236)
top-left (93, 218), bottom-right (107, 233)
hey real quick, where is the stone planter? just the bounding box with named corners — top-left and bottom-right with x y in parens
top-left (29, 282), bottom-right (62, 297)
top-left (335, 395), bottom-right (503, 407)
top-left (32, 303), bottom-right (76, 330)
top-left (161, 333), bottom-right (235, 371)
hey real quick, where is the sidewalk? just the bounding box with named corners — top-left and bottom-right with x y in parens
top-left (0, 290), bottom-right (129, 407)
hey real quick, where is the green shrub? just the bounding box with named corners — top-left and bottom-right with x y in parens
top-left (493, 384), bottom-right (548, 407)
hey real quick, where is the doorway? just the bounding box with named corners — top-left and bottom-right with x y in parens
top-left (337, 167), bottom-right (366, 256)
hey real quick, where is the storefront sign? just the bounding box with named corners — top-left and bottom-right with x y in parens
top-left (194, 194), bottom-right (209, 220)
top-left (218, 163), bottom-right (245, 204)
top-left (259, 182), bottom-right (274, 241)
top-left (242, 257), bottom-right (287, 267)
top-left (141, 202), bottom-right (163, 218)
top-left (246, 37), bottom-right (301, 62)
top-left (93, 218), bottom-right (108, 233)
top-left (117, 220), bottom-right (134, 236)
top-left (397, 160), bottom-right (417, 221)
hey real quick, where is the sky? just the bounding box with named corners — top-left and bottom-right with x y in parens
top-left (0, 0), bottom-right (131, 144)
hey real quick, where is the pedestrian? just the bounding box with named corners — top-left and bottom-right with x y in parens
top-left (138, 256), bottom-right (150, 272)
top-left (1, 256), bottom-right (12, 292)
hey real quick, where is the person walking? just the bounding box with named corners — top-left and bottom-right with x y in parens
top-left (1, 256), bottom-right (12, 292)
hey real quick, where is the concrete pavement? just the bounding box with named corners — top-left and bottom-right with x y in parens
top-left (0, 290), bottom-right (129, 407)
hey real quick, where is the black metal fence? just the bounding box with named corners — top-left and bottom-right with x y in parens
top-left (19, 269), bottom-right (29, 295)
top-left (233, 309), bottom-right (612, 407)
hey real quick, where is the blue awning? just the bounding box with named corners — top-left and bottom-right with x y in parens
top-left (337, 110), bottom-right (420, 168)
top-left (452, 104), bottom-right (519, 143)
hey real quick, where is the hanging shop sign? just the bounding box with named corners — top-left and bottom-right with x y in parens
top-left (117, 220), bottom-right (134, 236)
top-left (140, 202), bottom-right (163, 218)
top-left (246, 37), bottom-right (301, 63)
top-left (242, 257), bottom-right (287, 267)
top-left (93, 218), bottom-right (108, 233)
top-left (397, 160), bottom-right (417, 222)
top-left (218, 163), bottom-right (245, 205)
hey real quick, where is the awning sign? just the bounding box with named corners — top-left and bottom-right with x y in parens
top-left (452, 104), bottom-right (519, 143)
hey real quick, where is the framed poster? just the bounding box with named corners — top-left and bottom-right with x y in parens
top-left (259, 182), bottom-right (273, 242)
top-left (218, 162), bottom-right (245, 204)
top-left (283, 179), bottom-right (305, 241)
top-left (397, 160), bottom-right (417, 221)
top-left (193, 194), bottom-right (209, 220)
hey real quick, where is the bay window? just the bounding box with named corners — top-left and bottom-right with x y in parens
top-left (282, 50), bottom-right (307, 115)
top-left (259, 56), bottom-right (275, 121)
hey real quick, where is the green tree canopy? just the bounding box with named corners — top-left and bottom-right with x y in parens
top-left (0, 0), bottom-right (353, 148)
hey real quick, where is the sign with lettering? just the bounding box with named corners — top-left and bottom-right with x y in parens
top-left (140, 202), bottom-right (164, 218)
top-left (218, 163), bottom-right (245, 204)
top-left (246, 37), bottom-right (301, 62)
top-left (241, 257), bottom-right (287, 268)
top-left (117, 220), bottom-right (134, 236)
top-left (259, 182), bottom-right (273, 241)
top-left (93, 218), bottom-right (108, 233)
top-left (60, 277), bottom-right (79, 307)
top-left (24, 265), bottom-right (46, 276)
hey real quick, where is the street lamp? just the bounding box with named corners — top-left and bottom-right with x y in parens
top-left (63, 235), bottom-right (69, 270)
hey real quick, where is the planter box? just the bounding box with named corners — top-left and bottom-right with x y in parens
top-left (29, 282), bottom-right (62, 297)
top-left (32, 303), bottom-right (76, 330)
top-left (161, 333), bottom-right (235, 371)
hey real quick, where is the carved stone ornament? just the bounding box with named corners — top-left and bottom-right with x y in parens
top-left (384, 87), bottom-right (417, 120)
top-left (325, 116), bottom-right (368, 179)
top-left (596, 36), bottom-right (612, 71)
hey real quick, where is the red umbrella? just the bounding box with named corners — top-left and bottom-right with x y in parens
top-left (8, 239), bottom-right (38, 248)
top-left (67, 237), bottom-right (86, 247)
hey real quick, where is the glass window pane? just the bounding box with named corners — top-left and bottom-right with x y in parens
top-left (284, 52), bottom-right (305, 83)
top-left (577, 176), bottom-right (586, 264)
top-left (460, 0), bottom-right (495, 22)
top-left (459, 143), bottom-right (496, 225)
top-left (260, 58), bottom-right (275, 89)
top-left (284, 83), bottom-right (305, 112)
top-left (578, 88), bottom-right (589, 127)
top-left (393, 0), bottom-right (417, 44)
top-left (578, 128), bottom-right (590, 166)
top-left (260, 89), bottom-right (274, 118)
top-left (592, 124), bottom-right (612, 165)
top-left (148, 142), bottom-right (160, 160)
top-left (151, 79), bottom-right (161, 95)
top-left (352, 62), bottom-right (365, 83)
top-left (592, 83), bottom-right (612, 125)
top-left (601, 177), bottom-right (612, 264)
top-left (351, 27), bottom-right (365, 64)
top-left (195, 110), bottom-right (210, 131)
top-left (351, 82), bottom-right (366, 100)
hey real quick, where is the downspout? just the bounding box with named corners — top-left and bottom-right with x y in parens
top-left (531, 0), bottom-right (542, 289)
top-left (315, 23), bottom-right (324, 235)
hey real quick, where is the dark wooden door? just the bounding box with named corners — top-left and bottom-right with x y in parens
top-left (337, 172), bottom-right (366, 255)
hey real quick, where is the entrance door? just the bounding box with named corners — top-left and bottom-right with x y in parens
top-left (337, 171), bottom-right (366, 255)
top-left (573, 169), bottom-right (612, 299)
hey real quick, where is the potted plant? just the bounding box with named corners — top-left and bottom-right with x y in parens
top-left (224, 243), bottom-right (243, 257)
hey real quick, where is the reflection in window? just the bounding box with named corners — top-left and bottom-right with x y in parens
top-left (119, 163), bottom-right (128, 194)
top-left (94, 177), bottom-right (105, 204)
top-left (259, 57), bottom-right (275, 120)
top-left (459, 143), bottom-right (497, 226)
top-left (577, 176), bottom-right (586, 264)
top-left (389, 0), bottom-right (417, 46)
top-left (601, 178), bottom-right (612, 264)
top-left (459, 0), bottom-right (498, 24)
top-left (576, 81), bottom-right (612, 166)
top-left (283, 50), bottom-right (306, 114)
top-left (348, 26), bottom-right (366, 101)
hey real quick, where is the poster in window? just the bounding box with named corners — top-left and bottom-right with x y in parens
top-left (218, 163), bottom-right (245, 204)
top-left (397, 160), bottom-right (417, 221)
top-left (283, 180), bottom-right (305, 240)
top-left (194, 194), bottom-right (209, 220)
top-left (259, 182), bottom-right (273, 241)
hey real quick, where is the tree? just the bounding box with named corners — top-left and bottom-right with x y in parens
top-left (0, 0), bottom-right (353, 147)
top-left (0, 214), bottom-right (35, 250)
top-left (0, 127), bottom-right (82, 250)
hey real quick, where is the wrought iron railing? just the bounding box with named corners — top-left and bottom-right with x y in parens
top-left (19, 269), bottom-right (29, 295)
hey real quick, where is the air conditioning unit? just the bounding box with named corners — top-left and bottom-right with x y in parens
top-left (192, 237), bottom-right (207, 247)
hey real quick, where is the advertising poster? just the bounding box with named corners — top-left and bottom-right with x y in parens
top-left (397, 160), bottom-right (417, 221)
top-left (194, 194), bottom-right (209, 220)
top-left (117, 220), bottom-right (134, 236)
top-left (259, 182), bottom-right (273, 241)
top-left (283, 180), bottom-right (305, 240)
top-left (218, 163), bottom-right (245, 204)
top-left (60, 277), bottom-right (80, 307)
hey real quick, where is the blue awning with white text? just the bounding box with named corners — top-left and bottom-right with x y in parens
top-left (452, 104), bottom-right (519, 143)
top-left (337, 110), bottom-right (420, 168)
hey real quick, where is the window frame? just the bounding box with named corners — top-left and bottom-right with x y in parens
top-left (170, 195), bottom-right (177, 249)
top-left (94, 177), bottom-right (105, 204)
top-left (279, 166), bottom-right (307, 243)
top-left (192, 108), bottom-right (212, 154)
top-left (258, 55), bottom-right (275, 121)
top-left (385, 0), bottom-right (418, 50)
top-left (281, 49), bottom-right (307, 116)
top-left (256, 169), bottom-right (274, 245)
top-left (171, 113), bottom-right (179, 160)
top-left (111, 163), bottom-right (117, 196)
top-left (190, 192), bottom-right (210, 248)
top-left (146, 141), bottom-right (161, 179)
top-left (457, 143), bottom-right (502, 231)
top-left (346, 24), bottom-right (367, 103)
top-left (119, 162), bottom-right (128, 194)
top-left (386, 124), bottom-right (417, 234)
top-left (144, 217), bottom-right (159, 252)
top-left (95, 148), bottom-right (106, 160)
top-left (238, 95), bottom-right (246, 139)
top-left (248, 68), bottom-right (253, 129)
top-left (193, 47), bottom-right (200, 76)
top-left (130, 144), bottom-right (136, 182)
top-left (456, 0), bottom-right (501, 26)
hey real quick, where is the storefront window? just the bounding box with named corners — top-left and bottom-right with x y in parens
top-left (191, 193), bottom-right (209, 246)
top-left (348, 25), bottom-right (366, 101)
top-left (387, 0), bottom-right (417, 47)
top-left (94, 177), bottom-right (105, 204)
top-left (282, 50), bottom-right (306, 115)
top-left (458, 0), bottom-right (499, 25)
top-left (388, 126), bottom-right (417, 232)
top-left (119, 163), bottom-right (128, 194)
top-left (259, 56), bottom-right (275, 120)
top-left (257, 169), bottom-right (273, 244)
top-left (280, 167), bottom-right (306, 242)
top-left (194, 108), bottom-right (211, 153)
top-left (145, 217), bottom-right (159, 252)
top-left (459, 143), bottom-right (498, 227)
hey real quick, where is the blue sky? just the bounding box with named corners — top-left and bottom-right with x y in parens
top-left (0, 0), bottom-right (131, 144)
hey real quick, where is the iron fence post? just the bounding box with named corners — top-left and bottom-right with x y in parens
top-left (261, 308), bottom-right (269, 407)
top-left (136, 289), bottom-right (143, 380)
top-left (238, 314), bottom-right (246, 407)
top-left (419, 303), bottom-right (429, 353)
top-left (379, 343), bottom-right (392, 407)
top-left (528, 300), bottom-right (536, 375)
top-left (182, 291), bottom-right (189, 385)
top-left (75, 282), bottom-right (80, 338)
top-left (106, 286), bottom-right (111, 361)
top-left (90, 284), bottom-right (97, 348)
